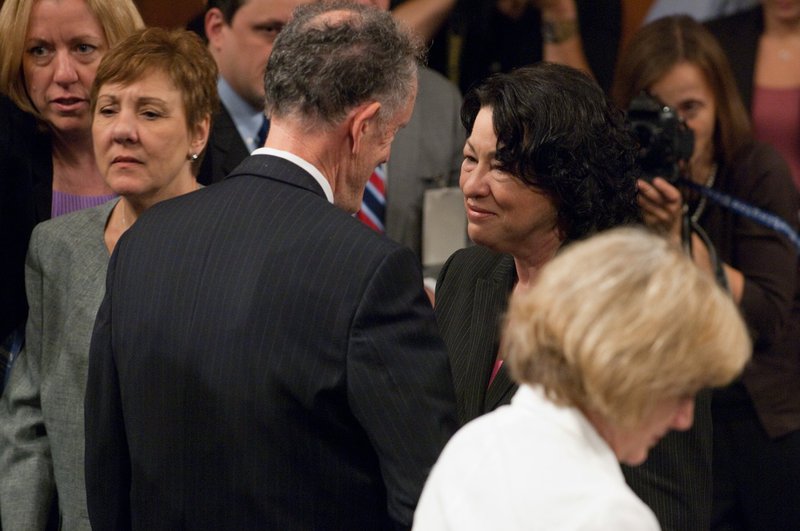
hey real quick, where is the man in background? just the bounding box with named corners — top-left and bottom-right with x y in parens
top-left (84, 3), bottom-right (457, 529)
top-left (198, 0), bottom-right (310, 184)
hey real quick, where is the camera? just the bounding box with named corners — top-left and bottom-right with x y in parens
top-left (626, 92), bottom-right (694, 182)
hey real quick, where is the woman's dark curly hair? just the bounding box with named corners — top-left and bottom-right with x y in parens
top-left (461, 62), bottom-right (642, 242)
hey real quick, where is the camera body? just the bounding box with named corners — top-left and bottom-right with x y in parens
top-left (627, 92), bottom-right (694, 182)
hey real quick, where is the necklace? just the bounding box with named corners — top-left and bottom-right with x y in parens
top-left (690, 164), bottom-right (717, 224)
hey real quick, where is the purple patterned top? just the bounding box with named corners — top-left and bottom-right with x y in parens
top-left (51, 190), bottom-right (116, 218)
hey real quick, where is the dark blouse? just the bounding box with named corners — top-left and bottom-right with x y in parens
top-left (0, 96), bottom-right (53, 341)
top-left (701, 141), bottom-right (800, 437)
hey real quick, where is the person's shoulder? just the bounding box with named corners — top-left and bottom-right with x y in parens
top-left (727, 141), bottom-right (792, 183)
top-left (706, 5), bottom-right (761, 33)
top-left (32, 199), bottom-right (117, 241)
top-left (417, 66), bottom-right (462, 99)
top-left (574, 489), bottom-right (660, 530)
top-left (441, 245), bottom-right (508, 276)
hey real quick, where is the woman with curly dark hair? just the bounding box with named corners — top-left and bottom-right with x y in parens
top-left (432, 62), bottom-right (713, 527)
top-left (435, 62), bottom-right (641, 426)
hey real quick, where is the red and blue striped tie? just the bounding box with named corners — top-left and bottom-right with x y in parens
top-left (357, 164), bottom-right (386, 233)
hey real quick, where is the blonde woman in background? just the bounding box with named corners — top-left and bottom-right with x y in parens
top-left (0, 0), bottom-right (144, 388)
top-left (414, 227), bottom-right (750, 530)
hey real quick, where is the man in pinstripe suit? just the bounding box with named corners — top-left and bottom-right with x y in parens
top-left (84, 4), bottom-right (457, 530)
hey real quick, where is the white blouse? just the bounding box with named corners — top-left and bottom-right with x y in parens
top-left (413, 384), bottom-right (660, 530)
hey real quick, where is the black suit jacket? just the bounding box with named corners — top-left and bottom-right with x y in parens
top-left (196, 103), bottom-right (251, 185)
top-left (434, 246), bottom-right (517, 425)
top-left (435, 245), bottom-right (715, 531)
top-left (85, 155), bottom-right (458, 530)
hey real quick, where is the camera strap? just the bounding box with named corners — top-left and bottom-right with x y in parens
top-left (680, 179), bottom-right (800, 254)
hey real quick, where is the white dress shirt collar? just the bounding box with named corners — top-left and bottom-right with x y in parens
top-left (252, 147), bottom-right (334, 204)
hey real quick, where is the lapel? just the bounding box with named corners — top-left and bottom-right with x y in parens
top-left (456, 254), bottom-right (516, 422)
top-left (485, 349), bottom-right (517, 412)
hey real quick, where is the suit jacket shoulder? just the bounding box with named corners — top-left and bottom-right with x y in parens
top-left (31, 198), bottom-right (117, 246)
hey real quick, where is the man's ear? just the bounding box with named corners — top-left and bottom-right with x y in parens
top-left (348, 101), bottom-right (381, 155)
top-left (205, 8), bottom-right (227, 49)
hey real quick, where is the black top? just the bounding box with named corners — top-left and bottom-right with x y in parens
top-left (0, 96), bottom-right (53, 341)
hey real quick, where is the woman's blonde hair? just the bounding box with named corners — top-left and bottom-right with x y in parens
top-left (504, 227), bottom-right (750, 428)
top-left (0, 0), bottom-right (144, 116)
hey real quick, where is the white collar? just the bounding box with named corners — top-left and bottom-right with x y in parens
top-left (252, 147), bottom-right (334, 204)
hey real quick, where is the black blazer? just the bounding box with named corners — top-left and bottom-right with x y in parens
top-left (197, 103), bottom-right (251, 185)
top-left (434, 245), bottom-right (517, 425)
top-left (435, 244), bottom-right (715, 531)
top-left (85, 155), bottom-right (458, 530)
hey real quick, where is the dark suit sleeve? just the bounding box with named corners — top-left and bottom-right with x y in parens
top-left (85, 249), bottom-right (132, 531)
top-left (346, 245), bottom-right (458, 528)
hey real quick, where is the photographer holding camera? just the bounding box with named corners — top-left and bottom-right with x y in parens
top-left (615, 15), bottom-right (800, 531)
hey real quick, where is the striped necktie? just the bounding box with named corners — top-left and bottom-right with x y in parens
top-left (357, 164), bottom-right (387, 232)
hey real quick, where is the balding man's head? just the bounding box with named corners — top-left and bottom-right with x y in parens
top-left (263, 1), bottom-right (422, 128)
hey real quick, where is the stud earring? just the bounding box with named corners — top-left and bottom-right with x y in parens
top-left (188, 153), bottom-right (199, 162)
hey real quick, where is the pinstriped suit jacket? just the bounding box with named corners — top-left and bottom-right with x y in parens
top-left (84, 155), bottom-right (458, 530)
top-left (434, 246), bottom-right (517, 425)
top-left (0, 199), bottom-right (118, 531)
top-left (434, 244), bottom-right (714, 531)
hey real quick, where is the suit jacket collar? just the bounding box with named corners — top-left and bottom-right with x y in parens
top-left (228, 154), bottom-right (328, 201)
